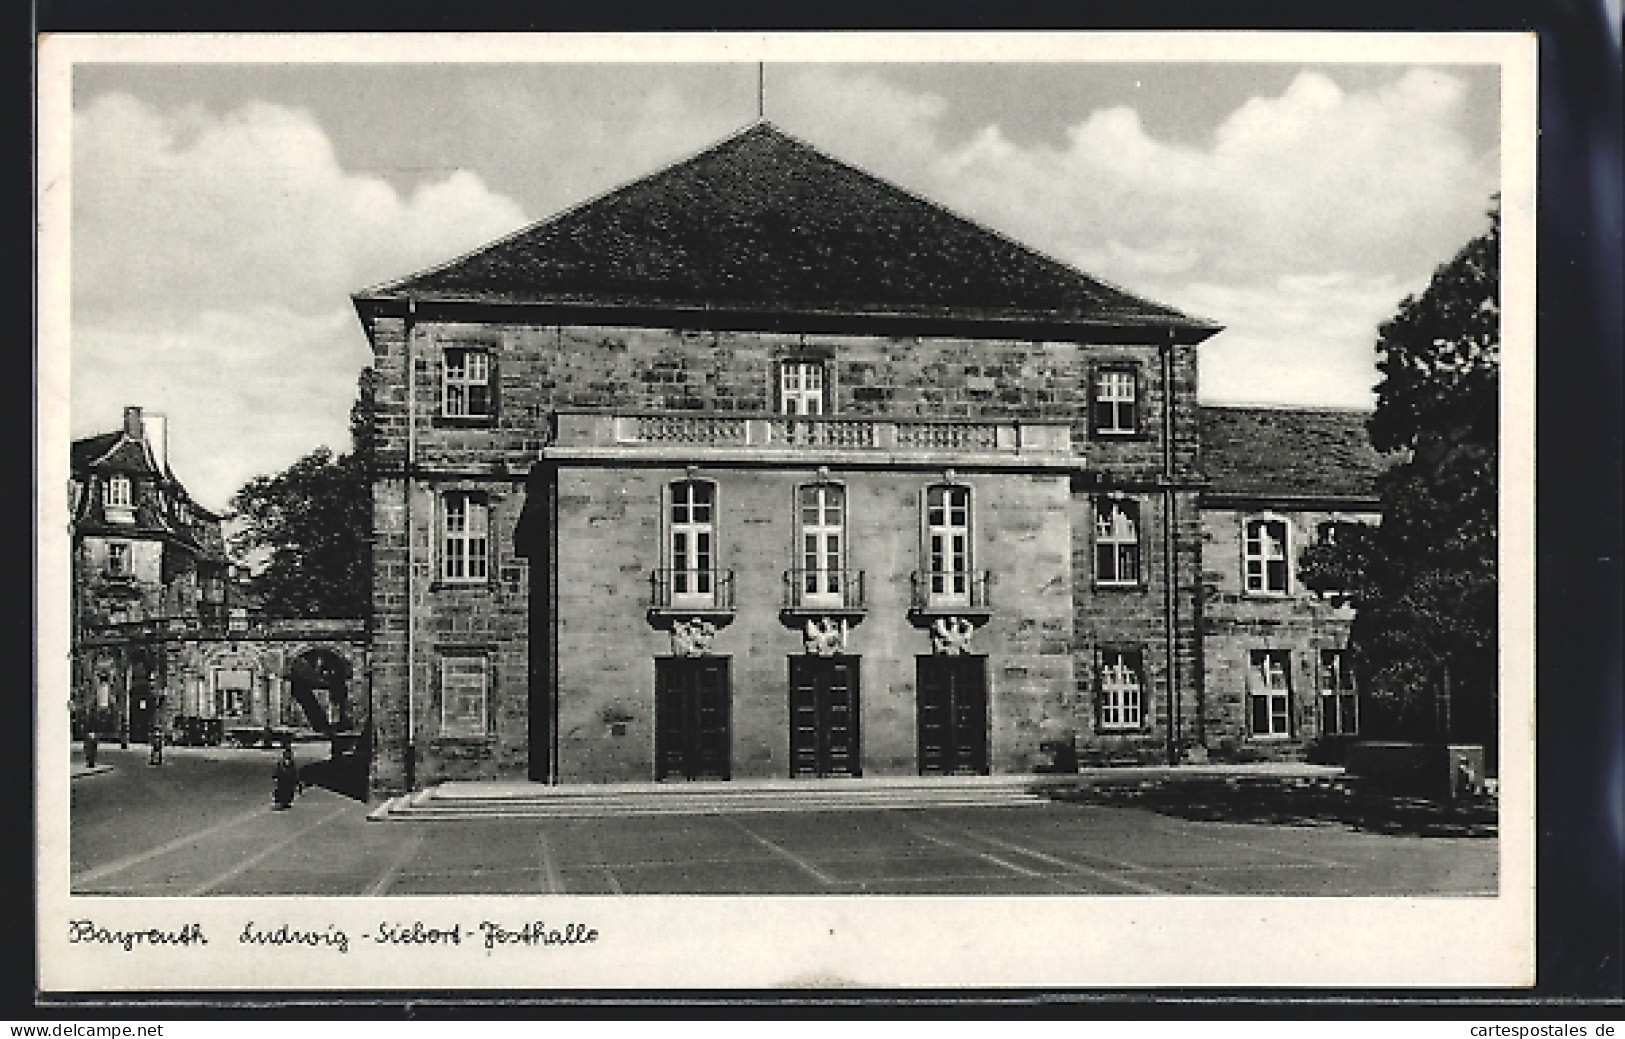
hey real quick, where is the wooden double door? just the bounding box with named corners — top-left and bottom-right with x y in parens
top-left (917, 656), bottom-right (990, 776)
top-left (655, 657), bottom-right (731, 781)
top-left (789, 655), bottom-right (861, 778)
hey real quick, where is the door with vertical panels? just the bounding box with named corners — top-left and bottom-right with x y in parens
top-left (655, 658), bottom-right (731, 780)
top-left (916, 656), bottom-right (989, 775)
top-left (789, 655), bottom-right (861, 778)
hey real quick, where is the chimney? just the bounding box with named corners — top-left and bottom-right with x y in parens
top-left (123, 406), bottom-right (142, 438)
top-left (141, 413), bottom-right (169, 474)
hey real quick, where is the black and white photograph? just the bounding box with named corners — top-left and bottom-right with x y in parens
top-left (37, 32), bottom-right (1536, 990)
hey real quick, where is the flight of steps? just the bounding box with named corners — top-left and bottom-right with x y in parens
top-left (368, 775), bottom-right (1061, 821)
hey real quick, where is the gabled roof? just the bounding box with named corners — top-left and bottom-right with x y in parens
top-left (1200, 406), bottom-right (1389, 503)
top-left (70, 432), bottom-right (130, 475)
top-left (357, 122), bottom-right (1220, 340)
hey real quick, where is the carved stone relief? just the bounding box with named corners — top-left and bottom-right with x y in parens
top-left (670, 617), bottom-right (717, 657)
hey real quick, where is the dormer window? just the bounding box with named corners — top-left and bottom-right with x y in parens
top-left (106, 476), bottom-right (131, 508)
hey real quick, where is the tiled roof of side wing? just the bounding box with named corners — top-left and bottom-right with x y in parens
top-left (360, 123), bottom-right (1218, 333)
top-left (1200, 406), bottom-right (1389, 501)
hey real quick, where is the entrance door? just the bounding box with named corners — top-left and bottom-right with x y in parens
top-left (789, 655), bottom-right (861, 778)
top-left (916, 656), bottom-right (989, 775)
top-left (655, 657), bottom-right (731, 780)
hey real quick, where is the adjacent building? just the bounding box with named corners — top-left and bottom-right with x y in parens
top-left (353, 122), bottom-right (1388, 794)
top-left (70, 407), bottom-right (368, 747)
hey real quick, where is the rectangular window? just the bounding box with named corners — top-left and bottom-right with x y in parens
top-left (105, 476), bottom-right (132, 508)
top-left (798, 484), bottom-right (846, 604)
top-left (1092, 368), bottom-right (1138, 435)
top-left (1244, 518), bottom-right (1290, 594)
top-left (1319, 649), bottom-right (1359, 736)
top-left (925, 485), bottom-right (971, 605)
top-left (106, 541), bottom-right (131, 577)
top-left (214, 668), bottom-right (253, 718)
top-left (669, 481), bottom-right (716, 604)
top-left (779, 360), bottom-right (826, 416)
top-left (1247, 650), bottom-right (1293, 738)
top-left (443, 348), bottom-right (493, 418)
top-left (1094, 498), bottom-right (1141, 586)
top-left (440, 655), bottom-right (489, 739)
top-left (442, 493), bottom-right (490, 583)
top-left (1098, 649), bottom-right (1144, 730)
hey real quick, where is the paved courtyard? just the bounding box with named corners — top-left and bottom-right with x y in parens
top-left (69, 745), bottom-right (1497, 897)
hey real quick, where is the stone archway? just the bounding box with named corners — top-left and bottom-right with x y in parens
top-left (285, 648), bottom-right (354, 734)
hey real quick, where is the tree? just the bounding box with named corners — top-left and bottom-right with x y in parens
top-left (1301, 203), bottom-right (1499, 745)
top-left (228, 369), bottom-right (375, 618)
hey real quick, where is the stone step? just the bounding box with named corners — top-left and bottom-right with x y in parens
top-left (366, 764), bottom-right (1345, 822)
top-left (378, 797), bottom-right (1049, 820)
top-left (370, 778), bottom-right (1053, 821)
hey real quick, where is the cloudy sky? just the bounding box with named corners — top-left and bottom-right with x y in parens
top-left (66, 56), bottom-right (1501, 510)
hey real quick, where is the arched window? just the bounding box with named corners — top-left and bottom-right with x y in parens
top-left (667, 480), bottom-right (717, 605)
top-left (796, 483), bottom-right (846, 607)
top-left (924, 485), bottom-right (972, 606)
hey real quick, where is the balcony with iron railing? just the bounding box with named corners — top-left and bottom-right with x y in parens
top-left (781, 569), bottom-right (867, 618)
top-left (908, 570), bottom-right (994, 619)
top-left (545, 410), bottom-right (1075, 467)
top-left (648, 568), bottom-right (737, 619)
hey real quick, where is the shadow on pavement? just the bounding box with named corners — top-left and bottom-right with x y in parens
top-left (298, 753), bottom-right (369, 803)
top-left (1041, 777), bottom-right (1498, 838)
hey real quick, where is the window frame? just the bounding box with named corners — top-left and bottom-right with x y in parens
top-left (105, 540), bottom-right (132, 577)
top-left (1246, 649), bottom-right (1294, 739)
top-left (795, 482), bottom-right (847, 607)
top-left (1243, 515), bottom-right (1292, 596)
top-left (1096, 646), bottom-right (1146, 732)
top-left (1318, 648), bottom-right (1360, 737)
top-left (104, 475), bottom-right (132, 509)
top-left (921, 483), bottom-right (975, 608)
top-left (440, 491), bottom-right (492, 585)
top-left (774, 354), bottom-right (835, 416)
top-left (665, 479), bottom-right (720, 608)
top-left (1089, 363), bottom-right (1141, 437)
top-left (1093, 496), bottom-right (1143, 588)
top-left (437, 651), bottom-right (492, 741)
top-left (440, 346), bottom-right (497, 422)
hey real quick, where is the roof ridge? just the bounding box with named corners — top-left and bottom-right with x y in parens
top-left (85, 431), bottom-right (135, 469)
top-left (355, 121), bottom-right (778, 301)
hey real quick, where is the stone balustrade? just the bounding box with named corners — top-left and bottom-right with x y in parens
top-left (547, 410), bottom-right (1074, 463)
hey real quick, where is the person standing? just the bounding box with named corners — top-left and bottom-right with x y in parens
top-left (147, 725), bottom-right (164, 766)
top-left (272, 747), bottom-right (300, 810)
top-left (83, 728), bottom-right (99, 770)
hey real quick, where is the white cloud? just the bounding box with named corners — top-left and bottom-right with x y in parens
top-left (69, 93), bottom-right (529, 506)
top-left (71, 305), bottom-right (370, 511)
top-left (771, 67), bottom-right (1495, 408)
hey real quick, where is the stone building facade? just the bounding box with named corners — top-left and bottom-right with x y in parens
top-left (71, 407), bottom-right (368, 746)
top-left (1197, 407), bottom-right (1383, 762)
top-left (353, 123), bottom-right (1385, 794)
